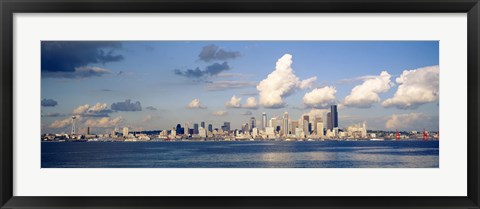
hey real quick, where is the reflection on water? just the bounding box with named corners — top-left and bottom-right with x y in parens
top-left (41, 141), bottom-right (439, 168)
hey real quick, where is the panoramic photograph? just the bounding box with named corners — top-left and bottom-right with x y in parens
top-left (41, 41), bottom-right (439, 168)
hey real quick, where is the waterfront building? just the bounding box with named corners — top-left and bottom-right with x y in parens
top-left (290, 120), bottom-right (299, 135)
top-left (201, 121), bottom-right (205, 129)
top-left (265, 127), bottom-right (275, 139)
top-left (326, 129), bottom-right (334, 138)
top-left (123, 127), bottom-right (129, 137)
top-left (184, 123), bottom-right (189, 136)
top-left (262, 112), bottom-right (267, 131)
top-left (252, 127), bottom-right (258, 138)
top-left (283, 112), bottom-right (289, 136)
top-left (208, 124), bottom-right (213, 132)
top-left (199, 127), bottom-right (207, 137)
top-left (295, 127), bottom-right (305, 138)
top-left (345, 122), bottom-right (367, 138)
top-left (302, 122), bottom-right (308, 136)
top-left (313, 117), bottom-right (322, 135)
top-left (316, 122), bottom-right (324, 137)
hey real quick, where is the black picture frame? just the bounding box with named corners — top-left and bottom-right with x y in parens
top-left (1, 0), bottom-right (479, 208)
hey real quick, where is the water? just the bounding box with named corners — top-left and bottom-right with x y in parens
top-left (41, 141), bottom-right (439, 168)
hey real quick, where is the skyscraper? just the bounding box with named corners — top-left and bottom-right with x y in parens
top-left (184, 123), bottom-right (189, 136)
top-left (194, 123), bottom-right (199, 134)
top-left (326, 112), bottom-right (332, 131)
top-left (316, 122), bottom-right (324, 137)
top-left (331, 105), bottom-right (338, 129)
top-left (223, 122), bottom-right (230, 132)
top-left (250, 117), bottom-right (256, 131)
top-left (302, 115), bottom-right (309, 135)
top-left (123, 127), bottom-right (129, 137)
top-left (262, 112), bottom-right (267, 131)
top-left (314, 117), bottom-right (323, 135)
top-left (208, 124), bottom-right (213, 132)
top-left (176, 124), bottom-right (182, 134)
top-left (283, 112), bottom-right (289, 136)
top-left (201, 121), bottom-right (205, 129)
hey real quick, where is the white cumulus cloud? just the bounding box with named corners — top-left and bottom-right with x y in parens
top-left (84, 116), bottom-right (124, 128)
top-left (49, 117), bottom-right (73, 128)
top-left (186, 99), bottom-right (207, 109)
top-left (343, 71), bottom-right (394, 108)
top-left (256, 54), bottom-right (317, 108)
top-left (243, 97), bottom-right (259, 109)
top-left (211, 110), bottom-right (228, 116)
top-left (385, 113), bottom-right (426, 129)
top-left (73, 104), bottom-right (90, 115)
top-left (382, 65), bottom-right (439, 109)
top-left (72, 103), bottom-right (112, 116)
top-left (303, 86), bottom-right (337, 108)
top-left (225, 95), bottom-right (242, 108)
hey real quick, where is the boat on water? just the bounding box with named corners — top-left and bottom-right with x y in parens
top-left (370, 138), bottom-right (385, 141)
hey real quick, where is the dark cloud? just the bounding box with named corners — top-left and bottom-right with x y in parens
top-left (43, 66), bottom-right (111, 79)
top-left (42, 112), bottom-right (65, 117)
top-left (111, 99), bottom-right (142, 111)
top-left (41, 41), bottom-right (123, 78)
top-left (174, 62), bottom-right (231, 78)
top-left (198, 44), bottom-right (240, 62)
top-left (146, 106), bottom-right (157, 111)
top-left (82, 109), bottom-right (113, 117)
top-left (100, 89), bottom-right (112, 92)
top-left (41, 99), bottom-right (58, 107)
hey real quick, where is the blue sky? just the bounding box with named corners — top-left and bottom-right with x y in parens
top-left (41, 41), bottom-right (439, 134)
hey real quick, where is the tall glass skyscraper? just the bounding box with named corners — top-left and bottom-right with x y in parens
top-left (262, 112), bottom-right (267, 131)
top-left (331, 105), bottom-right (338, 129)
top-left (283, 112), bottom-right (289, 136)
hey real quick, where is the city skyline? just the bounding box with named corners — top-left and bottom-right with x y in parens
top-left (41, 41), bottom-right (439, 134)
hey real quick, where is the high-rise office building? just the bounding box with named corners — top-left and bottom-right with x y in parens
top-left (194, 123), bottom-right (199, 134)
top-left (316, 122), bottom-right (324, 137)
top-left (326, 112), bottom-right (332, 131)
top-left (224, 122), bottom-right (230, 132)
top-left (123, 127), bottom-right (129, 137)
top-left (290, 120), bottom-right (299, 134)
top-left (208, 124), bottom-right (213, 132)
top-left (302, 115), bottom-right (309, 135)
top-left (201, 121), bottom-right (205, 129)
top-left (262, 112), bottom-right (267, 130)
top-left (250, 117), bottom-right (256, 131)
top-left (283, 112), bottom-right (289, 136)
top-left (242, 123), bottom-right (249, 133)
top-left (184, 123), bottom-right (189, 136)
top-left (176, 124), bottom-right (182, 134)
top-left (313, 117), bottom-right (323, 135)
top-left (331, 105), bottom-right (338, 129)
